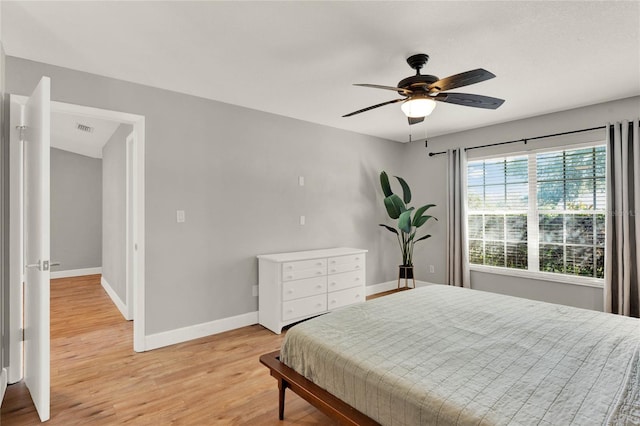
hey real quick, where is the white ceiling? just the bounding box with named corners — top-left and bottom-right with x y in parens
top-left (3, 1), bottom-right (639, 142)
top-left (50, 111), bottom-right (120, 158)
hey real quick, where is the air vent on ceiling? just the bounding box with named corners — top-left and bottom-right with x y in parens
top-left (76, 123), bottom-right (94, 133)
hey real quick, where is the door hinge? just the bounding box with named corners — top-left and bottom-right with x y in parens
top-left (16, 125), bottom-right (26, 140)
top-left (19, 328), bottom-right (24, 341)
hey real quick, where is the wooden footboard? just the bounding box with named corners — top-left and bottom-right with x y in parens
top-left (259, 350), bottom-right (379, 425)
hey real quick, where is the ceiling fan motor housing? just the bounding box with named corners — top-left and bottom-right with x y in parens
top-left (396, 74), bottom-right (439, 94)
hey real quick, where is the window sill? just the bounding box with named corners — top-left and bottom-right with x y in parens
top-left (469, 264), bottom-right (604, 289)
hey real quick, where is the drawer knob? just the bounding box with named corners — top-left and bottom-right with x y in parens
top-left (331, 260), bottom-right (336, 264)
top-left (356, 294), bottom-right (360, 298)
top-left (316, 285), bottom-right (322, 289)
top-left (355, 277), bottom-right (360, 281)
top-left (331, 300), bottom-right (336, 304)
top-left (331, 269), bottom-right (336, 273)
top-left (355, 257), bottom-right (360, 260)
top-left (317, 303), bottom-right (322, 307)
top-left (287, 275), bottom-right (293, 279)
top-left (330, 282), bottom-right (336, 286)
top-left (317, 262), bottom-right (322, 266)
top-left (287, 309), bottom-right (293, 313)
top-left (288, 290), bottom-right (293, 294)
top-left (355, 265), bottom-right (360, 269)
top-left (316, 271), bottom-right (322, 275)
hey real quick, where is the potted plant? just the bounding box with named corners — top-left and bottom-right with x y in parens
top-left (379, 171), bottom-right (437, 282)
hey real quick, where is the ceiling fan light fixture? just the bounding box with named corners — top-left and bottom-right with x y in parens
top-left (401, 96), bottom-right (436, 118)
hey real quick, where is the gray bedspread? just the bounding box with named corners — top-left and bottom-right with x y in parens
top-left (280, 285), bottom-right (640, 425)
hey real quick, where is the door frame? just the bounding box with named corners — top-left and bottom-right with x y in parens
top-left (9, 98), bottom-right (147, 382)
top-left (125, 131), bottom-right (136, 321)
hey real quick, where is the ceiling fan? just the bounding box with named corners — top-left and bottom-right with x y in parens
top-left (343, 53), bottom-right (505, 125)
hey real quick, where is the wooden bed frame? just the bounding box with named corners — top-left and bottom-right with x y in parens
top-left (259, 350), bottom-right (380, 425)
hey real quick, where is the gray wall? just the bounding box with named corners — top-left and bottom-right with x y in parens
top-left (403, 96), bottom-right (640, 311)
top-left (1, 41), bottom-right (8, 374)
top-left (8, 55), bottom-right (634, 340)
top-left (50, 148), bottom-right (102, 272)
top-left (5, 57), bottom-right (404, 335)
top-left (102, 123), bottom-right (132, 303)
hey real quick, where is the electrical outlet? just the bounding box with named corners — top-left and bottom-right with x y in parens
top-left (252, 285), bottom-right (258, 297)
top-left (429, 265), bottom-right (435, 273)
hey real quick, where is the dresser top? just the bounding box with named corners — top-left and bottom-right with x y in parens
top-left (257, 247), bottom-right (367, 263)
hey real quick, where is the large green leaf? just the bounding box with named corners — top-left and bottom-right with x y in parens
top-left (395, 176), bottom-right (412, 204)
top-left (413, 214), bottom-right (437, 228)
top-left (383, 194), bottom-right (406, 219)
top-left (412, 204), bottom-right (437, 227)
top-left (380, 171), bottom-right (393, 198)
top-left (398, 209), bottom-right (413, 234)
top-left (379, 224), bottom-right (399, 235)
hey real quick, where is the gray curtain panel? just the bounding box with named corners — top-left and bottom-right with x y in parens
top-left (446, 148), bottom-right (470, 288)
top-left (605, 119), bottom-right (640, 318)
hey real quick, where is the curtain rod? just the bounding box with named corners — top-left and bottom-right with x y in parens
top-left (426, 122), bottom-right (639, 157)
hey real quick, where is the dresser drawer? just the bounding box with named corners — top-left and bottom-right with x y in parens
top-left (328, 270), bottom-right (364, 292)
top-left (283, 259), bottom-right (327, 273)
top-left (328, 254), bottom-right (365, 266)
top-left (328, 286), bottom-right (365, 310)
top-left (281, 267), bottom-right (326, 282)
top-left (282, 294), bottom-right (327, 321)
top-left (328, 255), bottom-right (364, 274)
top-left (282, 276), bottom-right (327, 301)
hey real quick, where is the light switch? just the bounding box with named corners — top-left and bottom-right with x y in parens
top-left (298, 176), bottom-right (305, 186)
top-left (177, 210), bottom-right (185, 223)
top-left (300, 215), bottom-right (306, 225)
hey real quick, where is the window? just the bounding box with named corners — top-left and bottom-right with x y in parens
top-left (467, 144), bottom-right (606, 281)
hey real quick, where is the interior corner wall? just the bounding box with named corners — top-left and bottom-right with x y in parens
top-left (5, 56), bottom-right (404, 336)
top-left (50, 148), bottom-right (102, 273)
top-left (401, 96), bottom-right (640, 311)
top-left (102, 123), bottom-right (132, 303)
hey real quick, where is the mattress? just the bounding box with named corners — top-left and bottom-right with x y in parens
top-left (280, 285), bottom-right (640, 425)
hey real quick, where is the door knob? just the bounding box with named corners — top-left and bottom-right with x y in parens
top-left (25, 260), bottom-right (61, 271)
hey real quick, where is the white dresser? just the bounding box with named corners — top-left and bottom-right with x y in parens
top-left (257, 247), bottom-right (367, 334)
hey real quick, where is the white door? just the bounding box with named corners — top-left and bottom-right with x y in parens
top-left (23, 76), bottom-right (51, 422)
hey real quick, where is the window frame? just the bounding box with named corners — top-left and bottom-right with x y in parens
top-left (466, 140), bottom-right (607, 288)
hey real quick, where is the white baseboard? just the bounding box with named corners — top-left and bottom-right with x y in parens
top-left (365, 279), bottom-right (435, 295)
top-left (51, 267), bottom-right (102, 279)
top-left (365, 280), bottom-right (398, 295)
top-left (1, 367), bottom-right (7, 407)
top-left (142, 280), bottom-right (439, 352)
top-left (100, 276), bottom-right (131, 321)
top-left (145, 311), bottom-right (259, 351)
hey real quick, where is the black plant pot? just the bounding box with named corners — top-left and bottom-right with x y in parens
top-left (398, 265), bottom-right (414, 279)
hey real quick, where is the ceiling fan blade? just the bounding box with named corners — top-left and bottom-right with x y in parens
top-left (354, 84), bottom-right (413, 95)
top-left (408, 116), bottom-right (425, 125)
top-left (432, 92), bottom-right (505, 109)
top-left (342, 99), bottom-right (404, 117)
top-left (428, 69), bottom-right (496, 93)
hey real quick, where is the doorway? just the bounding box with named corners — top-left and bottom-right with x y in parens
top-left (8, 97), bottom-right (147, 389)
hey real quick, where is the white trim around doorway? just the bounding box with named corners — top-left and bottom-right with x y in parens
top-left (9, 97), bottom-right (147, 382)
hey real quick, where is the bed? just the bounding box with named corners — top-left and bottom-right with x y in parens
top-left (260, 285), bottom-right (640, 425)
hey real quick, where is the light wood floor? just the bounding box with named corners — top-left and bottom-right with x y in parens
top-left (2, 276), bottom-right (405, 425)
